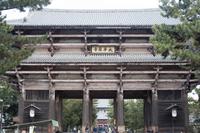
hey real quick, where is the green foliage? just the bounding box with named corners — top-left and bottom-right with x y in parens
top-left (151, 0), bottom-right (200, 75)
top-left (188, 87), bottom-right (200, 119)
top-left (124, 100), bottom-right (144, 131)
top-left (0, 0), bottom-right (50, 11)
top-left (63, 100), bottom-right (82, 131)
top-left (0, 79), bottom-right (19, 125)
top-left (62, 99), bottom-right (97, 132)
top-left (108, 100), bottom-right (144, 131)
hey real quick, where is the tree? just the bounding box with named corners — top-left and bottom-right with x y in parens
top-left (151, 0), bottom-right (200, 77)
top-left (0, 0), bottom-right (50, 125)
top-left (124, 100), bottom-right (144, 132)
top-left (62, 99), bottom-right (97, 132)
top-left (108, 100), bottom-right (144, 132)
top-left (188, 86), bottom-right (200, 119)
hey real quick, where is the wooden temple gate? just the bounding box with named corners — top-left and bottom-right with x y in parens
top-left (7, 9), bottom-right (197, 133)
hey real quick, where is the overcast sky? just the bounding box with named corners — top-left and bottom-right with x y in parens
top-left (2, 0), bottom-right (160, 20)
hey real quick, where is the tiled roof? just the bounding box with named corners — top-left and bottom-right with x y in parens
top-left (21, 53), bottom-right (181, 64)
top-left (7, 9), bottom-right (180, 27)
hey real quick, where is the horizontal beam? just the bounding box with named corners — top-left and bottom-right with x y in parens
top-left (22, 34), bottom-right (153, 38)
top-left (18, 62), bottom-right (189, 66)
top-left (22, 79), bottom-right (198, 83)
top-left (36, 43), bottom-right (153, 48)
top-left (6, 70), bottom-right (195, 75)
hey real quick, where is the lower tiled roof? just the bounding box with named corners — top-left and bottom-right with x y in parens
top-left (21, 53), bottom-right (182, 64)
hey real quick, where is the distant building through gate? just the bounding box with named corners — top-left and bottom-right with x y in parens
top-left (7, 9), bottom-right (198, 133)
top-left (96, 100), bottom-right (110, 126)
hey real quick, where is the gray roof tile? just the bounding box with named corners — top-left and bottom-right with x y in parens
top-left (22, 53), bottom-right (181, 64)
top-left (7, 9), bottom-right (180, 27)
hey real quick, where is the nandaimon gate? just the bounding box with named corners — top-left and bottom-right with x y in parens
top-left (7, 9), bottom-right (197, 133)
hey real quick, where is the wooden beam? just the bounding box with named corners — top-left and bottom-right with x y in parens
top-left (21, 79), bottom-right (198, 83)
top-left (6, 70), bottom-right (196, 75)
top-left (36, 43), bottom-right (153, 48)
top-left (19, 62), bottom-right (190, 66)
top-left (22, 34), bottom-right (153, 38)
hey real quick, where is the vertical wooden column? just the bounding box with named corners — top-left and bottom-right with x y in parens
top-left (116, 66), bottom-right (126, 133)
top-left (82, 66), bottom-right (90, 133)
top-left (46, 67), bottom-right (56, 120)
top-left (151, 90), bottom-right (158, 133)
top-left (183, 70), bottom-right (191, 133)
top-left (116, 91), bottom-right (125, 133)
top-left (151, 67), bottom-right (160, 133)
top-left (144, 91), bottom-right (152, 133)
top-left (15, 68), bottom-right (24, 123)
top-left (182, 90), bottom-right (189, 133)
top-left (113, 98), bottom-right (117, 127)
top-left (56, 95), bottom-right (62, 130)
top-left (82, 89), bottom-right (90, 133)
top-left (89, 98), bottom-right (93, 132)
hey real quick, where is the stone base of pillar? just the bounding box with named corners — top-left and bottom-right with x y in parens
top-left (151, 126), bottom-right (158, 133)
top-left (82, 126), bottom-right (86, 133)
top-left (118, 125), bottom-right (125, 133)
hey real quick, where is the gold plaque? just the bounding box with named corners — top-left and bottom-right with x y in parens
top-left (91, 46), bottom-right (115, 54)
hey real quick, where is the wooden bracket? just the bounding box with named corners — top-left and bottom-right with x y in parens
top-left (83, 30), bottom-right (89, 56)
top-left (117, 31), bottom-right (123, 56)
top-left (147, 46), bottom-right (156, 56)
top-left (185, 69), bottom-right (192, 92)
top-left (15, 67), bottom-right (23, 91)
top-left (81, 66), bottom-right (89, 91)
top-left (152, 66), bottom-right (162, 94)
top-left (15, 30), bottom-right (23, 36)
top-left (47, 32), bottom-right (58, 57)
top-left (44, 67), bottom-right (54, 88)
top-left (117, 66), bottom-right (126, 93)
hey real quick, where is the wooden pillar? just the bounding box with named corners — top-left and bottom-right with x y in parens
top-left (116, 91), bottom-right (125, 133)
top-left (46, 67), bottom-right (56, 120)
top-left (15, 68), bottom-right (24, 123)
top-left (151, 90), bottom-right (158, 133)
top-left (113, 98), bottom-right (117, 127)
top-left (182, 90), bottom-right (189, 133)
top-left (82, 89), bottom-right (90, 133)
top-left (18, 93), bottom-right (24, 123)
top-left (55, 94), bottom-right (62, 130)
top-left (49, 89), bottom-right (56, 119)
top-left (144, 91), bottom-right (151, 133)
top-left (89, 98), bottom-right (93, 132)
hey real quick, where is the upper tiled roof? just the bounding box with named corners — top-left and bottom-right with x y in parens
top-left (7, 9), bottom-right (180, 27)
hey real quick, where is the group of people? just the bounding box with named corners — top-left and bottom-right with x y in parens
top-left (88, 125), bottom-right (117, 133)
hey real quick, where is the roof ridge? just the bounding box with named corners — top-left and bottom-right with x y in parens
top-left (41, 8), bottom-right (160, 13)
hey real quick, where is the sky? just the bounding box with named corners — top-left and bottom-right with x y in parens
top-left (2, 0), bottom-right (160, 20)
